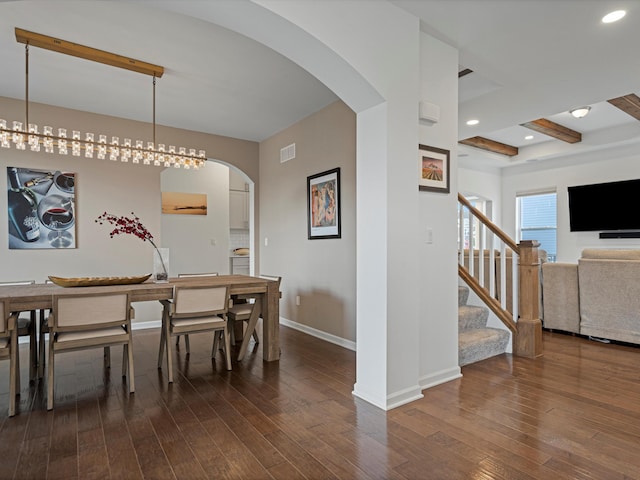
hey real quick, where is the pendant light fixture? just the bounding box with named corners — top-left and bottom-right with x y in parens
top-left (0, 28), bottom-right (206, 170)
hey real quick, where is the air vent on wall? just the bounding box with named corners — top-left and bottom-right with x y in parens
top-left (280, 143), bottom-right (296, 163)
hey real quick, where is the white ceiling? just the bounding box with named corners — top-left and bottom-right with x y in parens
top-left (1, 1), bottom-right (639, 169)
top-left (393, 0), bottom-right (640, 169)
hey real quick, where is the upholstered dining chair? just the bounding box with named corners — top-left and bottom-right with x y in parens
top-left (47, 292), bottom-right (135, 410)
top-left (158, 284), bottom-right (231, 383)
top-left (227, 275), bottom-right (281, 356)
top-left (174, 272), bottom-right (219, 352)
top-left (0, 298), bottom-right (20, 417)
top-left (0, 280), bottom-right (38, 381)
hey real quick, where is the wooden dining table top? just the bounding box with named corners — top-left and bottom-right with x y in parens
top-left (0, 274), bottom-right (281, 361)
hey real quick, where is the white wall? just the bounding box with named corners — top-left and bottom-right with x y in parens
top-left (161, 162), bottom-right (231, 275)
top-left (502, 144), bottom-right (640, 263)
top-left (250, 1), bottom-right (433, 409)
top-left (458, 166), bottom-right (502, 226)
top-left (245, 0), bottom-right (469, 409)
top-left (418, 33), bottom-right (462, 387)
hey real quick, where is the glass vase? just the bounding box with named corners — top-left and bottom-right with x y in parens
top-left (153, 247), bottom-right (170, 283)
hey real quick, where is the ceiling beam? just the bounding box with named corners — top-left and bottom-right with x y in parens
top-left (520, 118), bottom-right (581, 143)
top-left (15, 27), bottom-right (164, 78)
top-left (607, 93), bottom-right (640, 121)
top-left (459, 136), bottom-right (519, 156)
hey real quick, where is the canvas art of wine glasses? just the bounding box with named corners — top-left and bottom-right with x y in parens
top-left (7, 167), bottom-right (77, 249)
top-left (37, 193), bottom-right (75, 248)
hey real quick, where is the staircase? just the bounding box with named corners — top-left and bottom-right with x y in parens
top-left (458, 285), bottom-right (510, 366)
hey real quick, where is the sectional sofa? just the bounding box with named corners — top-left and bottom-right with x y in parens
top-left (542, 249), bottom-right (640, 344)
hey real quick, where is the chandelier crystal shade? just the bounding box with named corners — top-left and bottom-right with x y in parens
top-left (0, 28), bottom-right (206, 170)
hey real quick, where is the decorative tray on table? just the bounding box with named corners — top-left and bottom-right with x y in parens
top-left (48, 274), bottom-right (152, 288)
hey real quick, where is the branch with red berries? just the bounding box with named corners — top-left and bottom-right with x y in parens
top-left (95, 212), bottom-right (167, 276)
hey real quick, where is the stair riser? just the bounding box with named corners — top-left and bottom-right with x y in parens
top-left (458, 305), bottom-right (488, 330)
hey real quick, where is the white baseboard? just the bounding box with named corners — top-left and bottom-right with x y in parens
top-left (279, 317), bottom-right (356, 351)
top-left (419, 366), bottom-right (462, 390)
top-left (352, 382), bottom-right (424, 411)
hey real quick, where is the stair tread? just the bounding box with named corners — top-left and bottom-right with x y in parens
top-left (459, 327), bottom-right (510, 344)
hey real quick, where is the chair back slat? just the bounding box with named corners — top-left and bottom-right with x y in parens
top-left (173, 286), bottom-right (228, 317)
top-left (53, 293), bottom-right (130, 329)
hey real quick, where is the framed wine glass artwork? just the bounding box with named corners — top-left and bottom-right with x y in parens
top-left (6, 166), bottom-right (77, 249)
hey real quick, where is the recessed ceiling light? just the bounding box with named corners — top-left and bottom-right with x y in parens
top-left (570, 106), bottom-right (591, 118)
top-left (466, 119), bottom-right (479, 126)
top-left (525, 135), bottom-right (534, 140)
top-left (602, 10), bottom-right (626, 23)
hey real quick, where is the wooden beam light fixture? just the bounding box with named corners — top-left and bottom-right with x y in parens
top-left (0, 28), bottom-right (206, 170)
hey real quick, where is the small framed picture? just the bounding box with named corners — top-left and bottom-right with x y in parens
top-left (307, 167), bottom-right (341, 239)
top-left (418, 144), bottom-right (450, 193)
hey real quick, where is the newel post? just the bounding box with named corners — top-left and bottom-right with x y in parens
top-left (514, 240), bottom-right (543, 358)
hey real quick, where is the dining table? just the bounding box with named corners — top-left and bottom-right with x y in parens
top-left (0, 274), bottom-right (280, 362)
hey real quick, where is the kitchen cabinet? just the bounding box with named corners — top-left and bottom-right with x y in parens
top-left (229, 189), bottom-right (249, 229)
top-left (230, 255), bottom-right (250, 275)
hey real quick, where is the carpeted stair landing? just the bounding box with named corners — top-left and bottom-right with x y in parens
top-left (458, 285), bottom-right (510, 366)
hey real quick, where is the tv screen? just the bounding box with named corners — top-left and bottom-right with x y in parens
top-left (568, 179), bottom-right (640, 232)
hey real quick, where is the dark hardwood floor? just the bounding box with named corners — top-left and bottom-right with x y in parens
top-left (1, 326), bottom-right (639, 479)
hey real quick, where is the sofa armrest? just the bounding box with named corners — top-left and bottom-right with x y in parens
top-left (541, 263), bottom-right (580, 333)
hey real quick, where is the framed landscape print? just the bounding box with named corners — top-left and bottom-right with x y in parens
top-left (7, 166), bottom-right (76, 249)
top-left (307, 167), bottom-right (341, 239)
top-left (161, 191), bottom-right (207, 215)
top-left (418, 144), bottom-right (450, 193)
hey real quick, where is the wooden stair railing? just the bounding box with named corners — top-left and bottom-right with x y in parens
top-left (458, 193), bottom-right (542, 358)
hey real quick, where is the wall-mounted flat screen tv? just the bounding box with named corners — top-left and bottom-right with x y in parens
top-left (568, 178), bottom-right (640, 232)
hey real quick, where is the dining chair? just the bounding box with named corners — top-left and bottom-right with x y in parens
top-left (174, 272), bottom-right (219, 352)
top-left (158, 285), bottom-right (231, 383)
top-left (227, 275), bottom-right (281, 357)
top-left (47, 291), bottom-right (135, 410)
top-left (0, 280), bottom-right (38, 381)
top-left (0, 298), bottom-right (20, 417)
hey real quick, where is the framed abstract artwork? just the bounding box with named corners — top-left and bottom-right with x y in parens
top-left (307, 167), bottom-right (341, 239)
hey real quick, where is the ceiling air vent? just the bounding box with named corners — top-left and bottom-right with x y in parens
top-left (280, 143), bottom-right (296, 163)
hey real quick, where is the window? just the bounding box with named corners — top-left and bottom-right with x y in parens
top-left (517, 192), bottom-right (557, 262)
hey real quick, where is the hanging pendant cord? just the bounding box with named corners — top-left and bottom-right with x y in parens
top-left (152, 75), bottom-right (156, 149)
top-left (25, 43), bottom-right (29, 127)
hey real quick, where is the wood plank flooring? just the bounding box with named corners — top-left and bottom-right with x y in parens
top-left (0, 327), bottom-right (639, 479)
